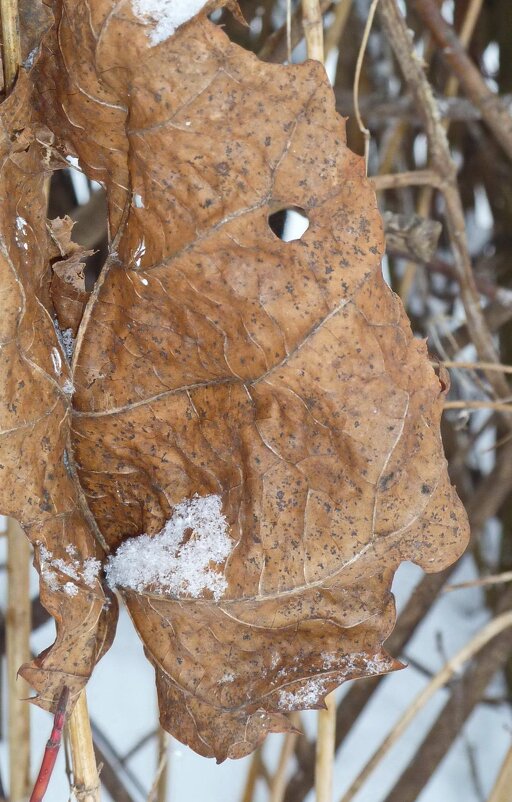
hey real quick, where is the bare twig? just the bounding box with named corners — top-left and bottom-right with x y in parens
top-left (302, 0), bottom-right (324, 62)
top-left (378, 0), bottom-right (509, 402)
top-left (443, 400), bottom-right (512, 414)
top-left (411, 0), bottom-right (512, 162)
top-left (324, 0), bottom-right (352, 55)
top-left (315, 694), bottom-right (336, 802)
top-left (67, 691), bottom-right (101, 802)
top-left (445, 571), bottom-right (512, 593)
top-left (399, 0), bottom-right (484, 301)
top-left (440, 360), bottom-right (512, 375)
top-left (0, 0), bottom-right (21, 91)
top-left (269, 715), bottom-right (301, 802)
top-left (146, 728), bottom-right (168, 802)
top-left (259, 0), bottom-right (332, 63)
top-left (30, 688), bottom-right (70, 802)
top-left (353, 0), bottom-right (380, 169)
top-left (240, 748), bottom-right (266, 802)
top-left (382, 588), bottom-right (512, 802)
top-left (371, 169), bottom-right (442, 191)
top-left (7, 519), bottom-right (31, 802)
top-left (488, 745), bottom-right (512, 802)
top-left (339, 610), bottom-right (512, 802)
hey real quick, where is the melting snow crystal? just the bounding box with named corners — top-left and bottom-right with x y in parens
top-left (131, 0), bottom-right (209, 46)
top-left (105, 494), bottom-right (232, 599)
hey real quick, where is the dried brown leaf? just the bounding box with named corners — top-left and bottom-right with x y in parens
top-left (0, 73), bottom-right (116, 712)
top-left (0, 0), bottom-right (469, 759)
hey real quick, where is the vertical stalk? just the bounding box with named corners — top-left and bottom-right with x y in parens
top-left (488, 745), bottom-right (512, 802)
top-left (7, 518), bottom-right (32, 802)
top-left (156, 728), bottom-right (169, 802)
top-left (315, 693), bottom-right (336, 802)
top-left (302, 0), bottom-right (324, 62)
top-left (67, 691), bottom-right (101, 802)
top-left (0, 0), bottom-right (21, 92)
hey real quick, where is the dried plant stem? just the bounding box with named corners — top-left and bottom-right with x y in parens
top-left (30, 688), bottom-right (70, 802)
top-left (488, 745), bottom-right (512, 802)
top-left (7, 518), bottom-right (31, 802)
top-left (324, 0), bottom-right (352, 55)
top-left (338, 610), bottom-right (512, 802)
top-left (371, 169), bottom-right (442, 191)
top-left (378, 0), bottom-right (509, 403)
top-left (411, 0), bottom-right (512, 162)
top-left (269, 717), bottom-right (300, 802)
top-left (440, 360), bottom-right (512, 375)
top-left (443, 400), bottom-right (512, 414)
top-left (259, 0), bottom-right (331, 63)
top-left (302, 0), bottom-right (324, 62)
top-left (315, 693), bottom-right (336, 802)
top-left (146, 728), bottom-right (168, 802)
top-left (353, 0), bottom-right (380, 170)
top-left (0, 0), bottom-right (21, 92)
top-left (399, 0), bottom-right (483, 301)
top-left (445, 571), bottom-right (512, 593)
top-left (240, 748), bottom-right (265, 802)
top-left (67, 691), bottom-right (101, 802)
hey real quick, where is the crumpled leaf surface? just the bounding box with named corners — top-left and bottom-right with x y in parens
top-left (1, 0), bottom-right (469, 760)
top-left (0, 76), bottom-right (116, 709)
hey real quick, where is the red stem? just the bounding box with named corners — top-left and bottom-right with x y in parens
top-left (29, 687), bottom-right (70, 802)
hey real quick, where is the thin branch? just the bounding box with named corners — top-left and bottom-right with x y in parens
top-left (440, 360), bottom-right (512, 375)
top-left (0, 0), bottom-right (21, 91)
top-left (338, 610), bottom-right (512, 802)
top-left (488, 745), bottom-right (512, 802)
top-left (399, 0), bottom-right (484, 300)
top-left (302, 0), bottom-right (324, 62)
top-left (146, 728), bottom-right (169, 802)
top-left (7, 519), bottom-right (31, 802)
top-left (259, 0), bottom-right (332, 63)
top-left (443, 400), bottom-right (512, 414)
top-left (269, 716), bottom-right (301, 802)
top-left (315, 694), bottom-right (336, 802)
top-left (67, 691), bottom-right (101, 802)
top-left (444, 571), bottom-right (512, 593)
top-left (378, 0), bottom-right (510, 402)
top-left (324, 0), bottom-right (352, 55)
top-left (383, 588), bottom-right (512, 802)
top-left (411, 0), bottom-right (512, 162)
top-left (30, 688), bottom-right (70, 802)
top-left (371, 169), bottom-right (442, 190)
top-left (353, 0), bottom-right (380, 169)
top-left (240, 748), bottom-right (265, 802)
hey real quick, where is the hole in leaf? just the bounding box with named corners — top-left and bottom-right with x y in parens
top-left (268, 207), bottom-right (310, 242)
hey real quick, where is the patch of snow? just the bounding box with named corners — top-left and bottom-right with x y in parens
top-left (140, 277), bottom-right (149, 286)
top-left (133, 193), bottom-right (145, 208)
top-left (131, 0), bottom-right (209, 46)
top-left (61, 328), bottom-right (75, 360)
top-left (50, 347), bottom-right (62, 376)
top-left (52, 321), bottom-right (75, 361)
top-left (278, 677), bottom-right (329, 711)
top-left (15, 216), bottom-right (29, 251)
top-left (105, 494), bottom-right (232, 600)
top-left (38, 544), bottom-right (101, 595)
top-left (222, 672), bottom-right (235, 683)
top-left (134, 238), bottom-right (146, 268)
top-left (24, 47), bottom-right (38, 70)
top-left (16, 216), bottom-right (27, 234)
